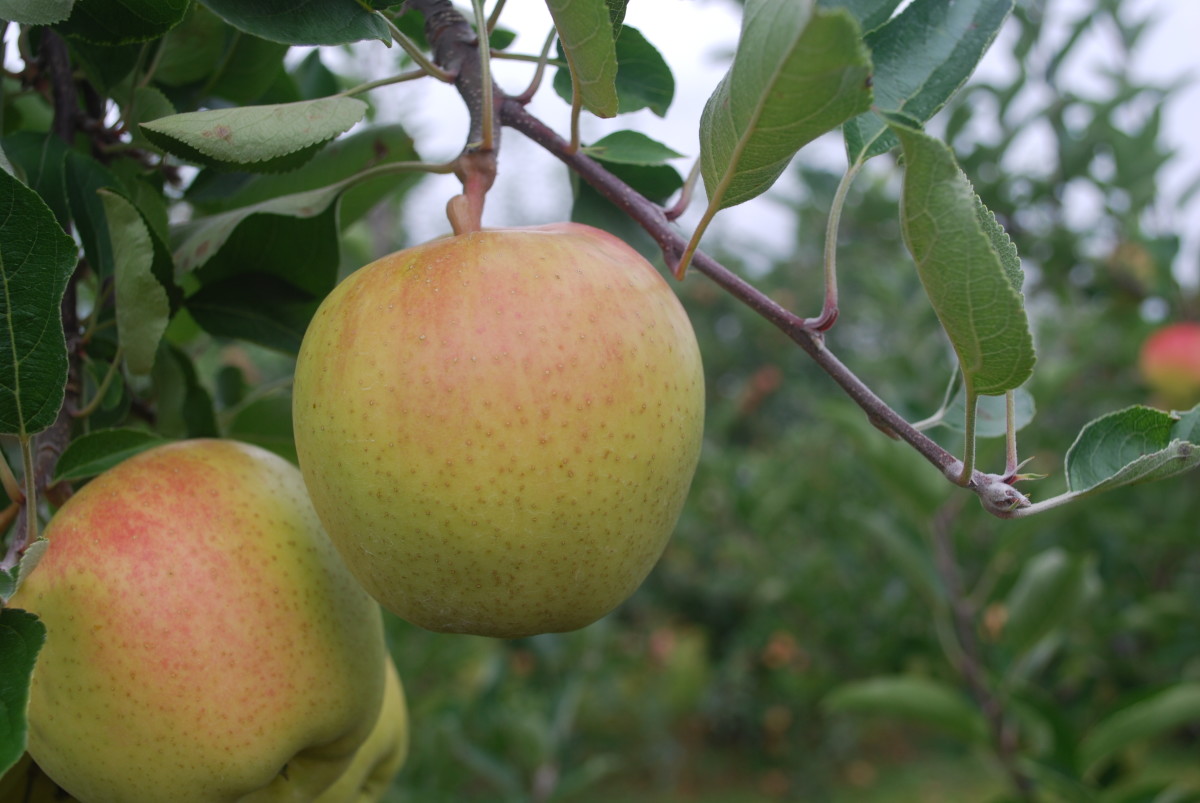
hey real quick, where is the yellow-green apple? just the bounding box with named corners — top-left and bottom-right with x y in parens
top-left (1139, 321), bottom-right (1200, 409)
top-left (293, 223), bottom-right (705, 638)
top-left (9, 439), bottom-right (388, 803)
top-left (315, 658), bottom-right (409, 803)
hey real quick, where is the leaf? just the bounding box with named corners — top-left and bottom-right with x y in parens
top-left (64, 152), bottom-right (121, 279)
top-left (0, 0), bottom-right (73, 25)
top-left (823, 675), bottom-right (986, 741)
top-left (894, 124), bottom-right (1035, 397)
top-left (545, 0), bottom-right (620, 117)
top-left (606, 0), bottom-right (628, 32)
top-left (0, 132), bottom-right (71, 229)
top-left (292, 50), bottom-right (341, 100)
top-left (976, 192), bottom-right (1024, 295)
top-left (571, 162), bottom-right (683, 259)
top-left (699, 2), bottom-right (872, 211)
top-left (174, 166), bottom-right (386, 277)
top-left (582, 131), bottom-right (682, 165)
top-left (1080, 685), bottom-right (1200, 775)
top-left (843, 0), bottom-right (1014, 163)
top-left (1002, 549), bottom-right (1094, 655)
top-left (818, 0), bottom-right (902, 32)
top-left (140, 98), bottom-right (368, 172)
top-left (1064, 405), bottom-right (1200, 495)
top-left (52, 428), bottom-right (168, 483)
top-left (184, 124), bottom-right (420, 224)
top-left (118, 86), bottom-right (177, 152)
top-left (553, 26), bottom-right (674, 117)
top-left (942, 386), bottom-right (1036, 437)
top-left (151, 344), bottom-right (218, 439)
top-left (187, 274), bottom-right (321, 355)
top-left (56, 0), bottom-right (188, 44)
top-left (204, 35), bottom-right (290, 106)
top-left (199, 0), bottom-right (391, 45)
top-left (0, 608), bottom-right (46, 778)
top-left (226, 394), bottom-right (296, 463)
top-left (99, 191), bottom-right (170, 376)
top-left (152, 4), bottom-right (228, 87)
top-left (66, 38), bottom-right (141, 92)
top-left (0, 169), bottom-right (76, 438)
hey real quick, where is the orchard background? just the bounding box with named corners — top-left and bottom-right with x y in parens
top-left (1, 0), bottom-right (1199, 801)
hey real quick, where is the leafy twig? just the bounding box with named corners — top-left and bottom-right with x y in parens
top-left (411, 0), bottom-right (1032, 519)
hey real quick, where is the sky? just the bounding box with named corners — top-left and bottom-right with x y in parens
top-left (395, 0), bottom-right (1200, 289)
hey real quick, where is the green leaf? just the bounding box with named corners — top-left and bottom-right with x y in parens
top-left (292, 50), bottom-right (342, 100)
top-left (64, 152), bottom-right (121, 279)
top-left (56, 0), bottom-right (187, 44)
top-left (151, 344), bottom-right (218, 439)
top-left (187, 274), bottom-right (321, 355)
top-left (606, 0), bottom-right (628, 32)
top-left (1064, 405), bottom-right (1200, 495)
top-left (0, 133), bottom-right (71, 229)
top-left (699, 2), bottom-right (872, 210)
top-left (226, 393), bottom-right (296, 463)
top-left (152, 4), bottom-right (228, 87)
top-left (140, 98), bottom-right (368, 173)
top-left (117, 86), bottom-right (177, 152)
top-left (545, 0), bottom-right (620, 117)
top-left (975, 192), bottom-right (1024, 295)
top-left (1080, 685), bottom-right (1200, 775)
top-left (942, 386), bottom-right (1036, 437)
top-left (184, 124), bottom-right (420, 225)
top-left (0, 0), bottom-right (72, 24)
top-left (52, 428), bottom-right (168, 483)
top-left (818, 0), bottom-right (902, 32)
top-left (843, 0), bottom-right (1014, 163)
top-left (893, 124), bottom-right (1035, 397)
top-left (174, 166), bottom-right (390, 277)
top-left (99, 191), bottom-right (170, 376)
top-left (571, 162), bottom-right (683, 259)
top-left (66, 38), bottom-right (141, 92)
top-left (204, 35), bottom-right (290, 105)
top-left (823, 675), bottom-right (986, 741)
top-left (553, 26), bottom-right (674, 117)
top-left (199, 0), bottom-right (391, 45)
top-left (0, 169), bottom-right (76, 438)
top-left (1002, 549), bottom-right (1094, 655)
top-left (582, 131), bottom-right (682, 165)
top-left (0, 608), bottom-right (45, 777)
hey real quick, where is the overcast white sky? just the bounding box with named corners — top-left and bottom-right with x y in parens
top-left (396, 0), bottom-right (1200, 288)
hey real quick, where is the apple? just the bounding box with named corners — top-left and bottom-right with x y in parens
top-left (293, 223), bottom-right (705, 638)
top-left (1139, 321), bottom-right (1200, 409)
top-left (9, 439), bottom-right (388, 803)
top-left (315, 658), bottom-right (409, 803)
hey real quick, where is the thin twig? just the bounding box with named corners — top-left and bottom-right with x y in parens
top-left (930, 501), bottom-right (1037, 800)
top-left (512, 28), bottom-right (558, 104)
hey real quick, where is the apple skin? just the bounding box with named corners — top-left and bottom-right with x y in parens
top-left (314, 658), bottom-right (408, 803)
top-left (9, 439), bottom-right (388, 803)
top-left (1139, 322), bottom-right (1200, 409)
top-left (293, 223), bottom-right (705, 638)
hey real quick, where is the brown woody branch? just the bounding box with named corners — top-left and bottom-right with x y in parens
top-left (407, 0), bottom-right (1029, 519)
